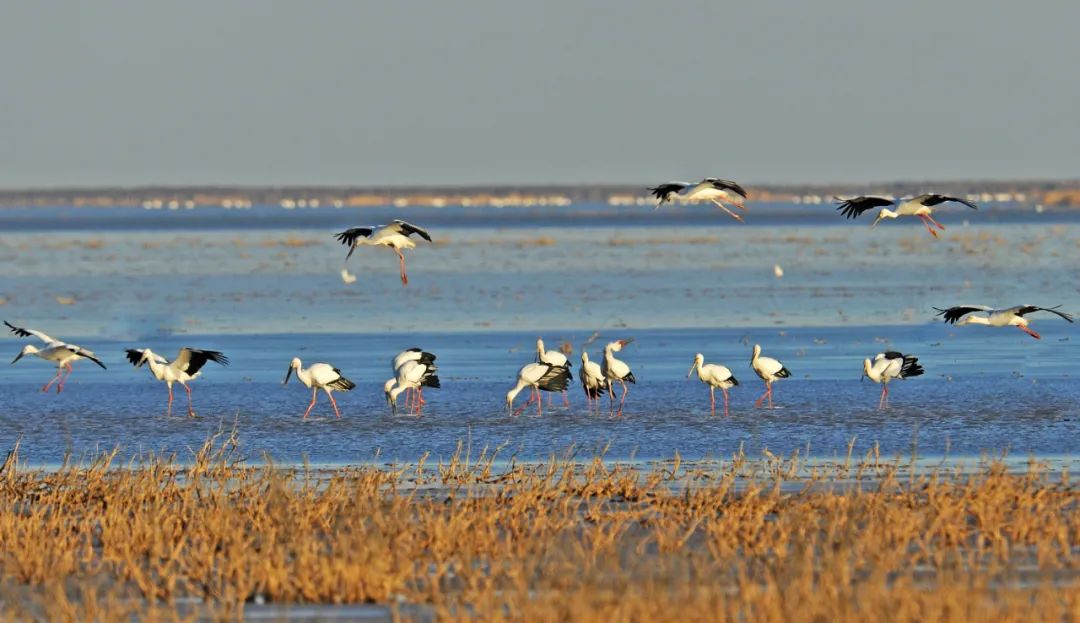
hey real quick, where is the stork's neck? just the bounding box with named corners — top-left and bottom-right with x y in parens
top-left (507, 379), bottom-right (528, 404)
top-left (143, 351), bottom-right (167, 380)
top-left (390, 384), bottom-right (408, 403)
top-left (294, 365), bottom-right (314, 388)
top-left (863, 359), bottom-right (879, 383)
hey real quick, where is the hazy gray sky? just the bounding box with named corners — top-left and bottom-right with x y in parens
top-left (2, 1), bottom-right (1077, 187)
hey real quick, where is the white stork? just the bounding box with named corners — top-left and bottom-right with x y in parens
top-left (125, 347), bottom-right (229, 417)
top-left (648, 178), bottom-right (749, 222)
top-left (601, 339), bottom-right (636, 417)
top-left (506, 361), bottom-right (571, 417)
top-left (934, 305), bottom-right (1074, 339)
top-left (283, 358), bottom-right (356, 419)
top-left (835, 193), bottom-right (978, 238)
top-left (687, 353), bottom-right (739, 416)
top-left (862, 352), bottom-right (924, 409)
top-left (385, 359), bottom-right (440, 415)
top-left (6, 321), bottom-right (106, 393)
top-left (750, 344), bottom-right (790, 408)
top-left (536, 338), bottom-right (572, 406)
top-left (334, 220), bottom-right (432, 286)
top-left (390, 348), bottom-right (437, 408)
top-left (579, 351), bottom-right (607, 412)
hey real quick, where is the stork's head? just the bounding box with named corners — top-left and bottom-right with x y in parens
top-left (871, 208), bottom-right (898, 227)
top-left (606, 338), bottom-right (633, 353)
top-left (751, 344), bottom-right (762, 361)
top-left (383, 378), bottom-right (396, 404)
top-left (861, 358), bottom-right (872, 381)
top-left (535, 338), bottom-right (545, 358)
top-left (11, 344), bottom-right (37, 364)
top-left (581, 351), bottom-right (590, 365)
top-left (687, 353), bottom-right (704, 378)
top-left (283, 357), bottom-right (302, 384)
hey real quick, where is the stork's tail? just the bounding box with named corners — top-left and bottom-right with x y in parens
top-left (900, 357), bottom-right (924, 379)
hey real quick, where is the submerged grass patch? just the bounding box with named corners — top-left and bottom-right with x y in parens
top-left (0, 433), bottom-right (1075, 621)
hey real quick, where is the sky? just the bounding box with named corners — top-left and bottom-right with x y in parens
top-left (2, 1), bottom-right (1078, 187)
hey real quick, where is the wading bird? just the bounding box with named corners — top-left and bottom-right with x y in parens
top-left (283, 358), bottom-right (356, 419)
top-left (649, 178), bottom-right (748, 222)
top-left (862, 352), bottom-right (923, 409)
top-left (536, 338), bottom-right (572, 406)
top-left (934, 305), bottom-right (1074, 339)
top-left (750, 344), bottom-right (790, 408)
top-left (6, 321), bottom-right (106, 393)
top-left (835, 194), bottom-right (978, 238)
top-left (688, 353), bottom-right (738, 416)
top-left (391, 348), bottom-right (437, 406)
top-left (125, 347), bottom-right (228, 417)
top-left (385, 359), bottom-right (440, 415)
top-left (601, 339), bottom-right (636, 416)
top-left (334, 220), bottom-right (432, 286)
top-left (506, 361), bottom-right (571, 417)
top-left (579, 351), bottom-right (607, 411)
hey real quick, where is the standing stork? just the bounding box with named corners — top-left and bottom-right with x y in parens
top-left (649, 178), bottom-right (748, 222)
top-left (687, 353), bottom-right (738, 416)
top-left (601, 339), bottom-right (636, 417)
top-left (385, 359), bottom-right (440, 415)
top-left (506, 362), bottom-right (571, 417)
top-left (579, 351), bottom-right (607, 412)
top-left (6, 321), bottom-right (106, 393)
top-left (334, 220), bottom-right (432, 286)
top-left (835, 194), bottom-right (978, 238)
top-left (536, 338), bottom-right (572, 406)
top-left (862, 352), bottom-right (923, 409)
top-left (750, 344), bottom-right (790, 408)
top-left (934, 305), bottom-right (1073, 339)
top-left (391, 348), bottom-right (437, 407)
top-left (125, 347), bottom-right (228, 417)
top-left (283, 358), bottom-right (356, 419)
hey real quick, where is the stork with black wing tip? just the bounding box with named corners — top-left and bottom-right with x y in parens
top-left (934, 305), bottom-right (1073, 339)
top-left (649, 177), bottom-right (749, 222)
top-left (284, 358), bottom-right (356, 420)
top-left (334, 220), bottom-right (432, 286)
top-left (6, 321), bottom-right (107, 393)
top-left (834, 193), bottom-right (978, 237)
top-left (862, 351), bottom-right (923, 409)
top-left (125, 347), bottom-right (229, 417)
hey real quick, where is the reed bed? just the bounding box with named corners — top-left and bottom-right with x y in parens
top-left (0, 433), bottom-right (1075, 622)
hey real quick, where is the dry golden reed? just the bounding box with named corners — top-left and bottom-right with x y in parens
top-left (0, 433), bottom-right (1075, 622)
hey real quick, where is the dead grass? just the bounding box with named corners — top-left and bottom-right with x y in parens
top-left (0, 434), bottom-right (1075, 621)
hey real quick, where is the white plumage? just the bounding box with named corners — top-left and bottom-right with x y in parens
top-left (601, 339), bottom-right (636, 417)
top-left (862, 352), bottom-right (924, 409)
top-left (688, 353), bottom-right (738, 416)
top-left (935, 305), bottom-right (1073, 340)
top-left (335, 220), bottom-right (432, 286)
top-left (579, 351), bottom-right (607, 409)
top-left (283, 357), bottom-right (355, 419)
top-left (6, 321), bottom-right (106, 393)
top-left (648, 178), bottom-right (749, 222)
top-left (385, 359), bottom-right (440, 415)
top-left (750, 344), bottom-right (790, 408)
top-left (506, 361), bottom-right (571, 417)
top-left (126, 347), bottom-right (229, 417)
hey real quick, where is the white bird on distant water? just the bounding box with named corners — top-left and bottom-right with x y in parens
top-left (579, 351), bottom-right (607, 411)
top-left (536, 338), bottom-right (572, 406)
top-left (601, 339), bottom-right (636, 417)
top-left (934, 305), bottom-right (1074, 339)
top-left (862, 352), bottom-right (923, 409)
top-left (334, 220), bottom-right (432, 286)
top-left (835, 193), bottom-right (978, 238)
top-left (283, 358), bottom-right (356, 420)
top-left (6, 321), bottom-right (106, 393)
top-left (750, 344), bottom-right (790, 409)
top-left (506, 362), bottom-right (571, 417)
top-left (688, 353), bottom-right (739, 416)
top-left (385, 359), bottom-right (440, 415)
top-left (648, 178), bottom-right (749, 222)
top-left (125, 347), bottom-right (228, 417)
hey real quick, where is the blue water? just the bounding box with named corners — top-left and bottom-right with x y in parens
top-left (0, 204), bottom-right (1077, 466)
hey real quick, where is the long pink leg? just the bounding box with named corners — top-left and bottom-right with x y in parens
top-left (514, 389), bottom-right (536, 416)
top-left (396, 250), bottom-right (408, 286)
top-left (755, 383), bottom-right (769, 408)
top-left (302, 388), bottom-right (317, 420)
top-left (56, 363), bottom-right (75, 393)
top-left (184, 384), bottom-right (197, 417)
top-left (768, 385), bottom-right (774, 408)
top-left (536, 388), bottom-right (543, 417)
top-left (722, 387), bottom-right (730, 417)
top-left (327, 391), bottom-right (342, 419)
top-left (710, 199), bottom-right (744, 223)
top-left (617, 381), bottom-right (628, 417)
top-left (709, 386), bottom-right (716, 414)
top-left (41, 368), bottom-right (63, 393)
top-left (918, 216), bottom-right (939, 238)
top-left (167, 383), bottom-right (175, 416)
top-left (926, 214), bottom-right (946, 230)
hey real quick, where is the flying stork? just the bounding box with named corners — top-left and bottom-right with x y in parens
top-left (6, 321), bottom-right (106, 393)
top-left (835, 193), bottom-right (978, 237)
top-left (934, 305), bottom-right (1073, 339)
top-left (649, 178), bottom-right (749, 222)
top-left (334, 220), bottom-right (432, 286)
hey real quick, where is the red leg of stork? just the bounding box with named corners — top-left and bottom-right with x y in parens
top-left (167, 383), bottom-right (175, 416)
top-left (56, 363), bottom-right (74, 393)
top-left (709, 386), bottom-right (716, 415)
top-left (722, 387), bottom-right (730, 418)
top-left (327, 391), bottom-right (342, 419)
top-left (302, 387), bottom-right (317, 420)
top-left (1017, 325), bottom-right (1041, 339)
top-left (754, 382), bottom-right (770, 408)
top-left (710, 199), bottom-right (744, 223)
top-left (41, 368), bottom-right (63, 393)
top-left (514, 389), bottom-right (536, 416)
top-left (918, 216), bottom-right (939, 238)
top-left (184, 384), bottom-right (197, 418)
top-left (878, 385), bottom-right (886, 410)
top-left (617, 380), bottom-right (629, 417)
top-left (926, 214), bottom-right (946, 230)
top-left (396, 250), bottom-right (408, 286)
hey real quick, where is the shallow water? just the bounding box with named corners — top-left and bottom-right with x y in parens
top-left (0, 205), bottom-right (1077, 465)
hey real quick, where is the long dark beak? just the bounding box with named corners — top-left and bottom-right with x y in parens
top-left (283, 367), bottom-right (293, 385)
top-left (11, 352), bottom-right (23, 365)
top-left (621, 338), bottom-right (635, 347)
top-left (686, 363), bottom-right (696, 378)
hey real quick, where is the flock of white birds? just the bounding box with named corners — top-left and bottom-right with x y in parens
top-left (5, 179), bottom-right (1074, 418)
